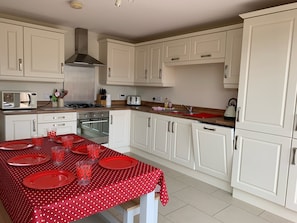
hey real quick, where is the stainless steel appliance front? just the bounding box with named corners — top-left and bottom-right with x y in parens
top-left (77, 110), bottom-right (109, 144)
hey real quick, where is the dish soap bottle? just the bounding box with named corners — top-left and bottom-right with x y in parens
top-left (164, 98), bottom-right (169, 108)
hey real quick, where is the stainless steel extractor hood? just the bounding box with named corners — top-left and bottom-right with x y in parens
top-left (65, 28), bottom-right (104, 67)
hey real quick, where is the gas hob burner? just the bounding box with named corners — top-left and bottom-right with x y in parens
top-left (65, 103), bottom-right (103, 109)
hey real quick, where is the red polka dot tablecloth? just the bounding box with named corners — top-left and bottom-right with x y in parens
top-left (0, 135), bottom-right (169, 223)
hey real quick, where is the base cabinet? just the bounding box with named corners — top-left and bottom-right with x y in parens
top-left (1, 114), bottom-right (37, 140)
top-left (286, 139), bottom-right (297, 211)
top-left (192, 122), bottom-right (234, 182)
top-left (37, 112), bottom-right (77, 136)
top-left (231, 129), bottom-right (291, 205)
top-left (109, 110), bottom-right (131, 150)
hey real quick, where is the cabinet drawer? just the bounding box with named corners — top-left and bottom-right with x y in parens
top-left (38, 112), bottom-right (77, 123)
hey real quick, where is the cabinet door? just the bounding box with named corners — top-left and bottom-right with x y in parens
top-left (171, 117), bottom-right (195, 169)
top-left (163, 38), bottom-right (190, 63)
top-left (231, 129), bottom-right (291, 205)
top-left (107, 42), bottom-right (134, 84)
top-left (23, 27), bottom-right (64, 79)
top-left (134, 45), bottom-right (148, 84)
top-left (150, 114), bottom-right (171, 159)
top-left (190, 32), bottom-right (226, 60)
top-left (224, 28), bottom-right (242, 88)
top-left (0, 23), bottom-right (23, 76)
top-left (5, 114), bottom-right (37, 140)
top-left (130, 111), bottom-right (151, 152)
top-left (147, 43), bottom-right (163, 84)
top-left (192, 122), bottom-right (234, 181)
top-left (236, 10), bottom-right (297, 137)
top-left (109, 110), bottom-right (131, 149)
top-left (286, 139), bottom-right (297, 211)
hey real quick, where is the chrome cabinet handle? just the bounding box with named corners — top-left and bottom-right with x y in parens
top-left (292, 147), bottom-right (297, 165)
top-left (168, 121), bottom-right (171, 132)
top-left (53, 116), bottom-right (66, 120)
top-left (53, 123), bottom-right (66, 127)
top-left (171, 57), bottom-right (180, 61)
top-left (234, 135), bottom-right (238, 150)
top-left (201, 54), bottom-right (211, 58)
top-left (32, 119), bottom-right (36, 132)
top-left (159, 69), bottom-right (162, 79)
top-left (203, 126), bottom-right (216, 131)
top-left (61, 62), bottom-right (64, 74)
top-left (224, 65), bottom-right (228, 78)
top-left (148, 117), bottom-right (151, 128)
top-left (108, 67), bottom-right (111, 77)
top-left (19, 58), bottom-right (23, 71)
top-left (145, 69), bottom-right (148, 79)
top-left (236, 107), bottom-right (240, 122)
top-left (110, 115), bottom-right (113, 125)
top-left (171, 122), bottom-right (175, 133)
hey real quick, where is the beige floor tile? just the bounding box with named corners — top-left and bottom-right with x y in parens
top-left (260, 211), bottom-right (296, 223)
top-left (159, 195), bottom-right (187, 215)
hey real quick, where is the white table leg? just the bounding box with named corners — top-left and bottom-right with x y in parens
top-left (140, 190), bottom-right (156, 223)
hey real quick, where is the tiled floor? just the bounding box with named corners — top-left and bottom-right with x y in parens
top-left (74, 153), bottom-right (295, 223)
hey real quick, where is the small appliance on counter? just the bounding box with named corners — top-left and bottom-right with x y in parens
top-left (0, 90), bottom-right (37, 110)
top-left (224, 98), bottom-right (237, 120)
top-left (126, 95), bottom-right (141, 106)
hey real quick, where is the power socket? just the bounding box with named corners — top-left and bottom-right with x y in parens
top-left (153, 96), bottom-right (162, 102)
top-left (119, 94), bottom-right (126, 100)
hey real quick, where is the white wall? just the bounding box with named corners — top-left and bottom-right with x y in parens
top-left (137, 64), bottom-right (238, 110)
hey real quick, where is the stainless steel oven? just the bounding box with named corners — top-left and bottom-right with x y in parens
top-left (77, 110), bottom-right (109, 144)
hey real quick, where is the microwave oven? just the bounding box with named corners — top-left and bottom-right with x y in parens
top-left (0, 91), bottom-right (38, 110)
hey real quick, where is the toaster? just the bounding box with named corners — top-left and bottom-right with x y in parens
top-left (126, 95), bottom-right (141, 106)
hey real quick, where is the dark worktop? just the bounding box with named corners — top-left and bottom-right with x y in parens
top-left (0, 101), bottom-right (235, 128)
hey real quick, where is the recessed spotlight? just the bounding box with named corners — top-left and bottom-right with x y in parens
top-left (70, 0), bottom-right (83, 9)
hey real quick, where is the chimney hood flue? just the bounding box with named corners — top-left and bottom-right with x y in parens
top-left (65, 28), bottom-right (104, 67)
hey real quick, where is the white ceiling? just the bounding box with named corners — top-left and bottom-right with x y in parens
top-left (0, 0), bottom-right (296, 42)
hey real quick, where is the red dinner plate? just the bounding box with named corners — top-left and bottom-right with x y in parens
top-left (23, 170), bottom-right (75, 189)
top-left (55, 135), bottom-right (85, 144)
top-left (71, 144), bottom-right (106, 155)
top-left (0, 141), bottom-right (34, 151)
top-left (7, 153), bottom-right (50, 166)
top-left (99, 156), bottom-right (138, 170)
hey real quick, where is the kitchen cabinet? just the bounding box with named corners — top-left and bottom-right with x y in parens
top-left (99, 39), bottom-right (134, 85)
top-left (0, 114), bottom-right (37, 140)
top-left (0, 19), bottom-right (65, 82)
top-left (192, 122), bottom-right (234, 182)
top-left (134, 43), bottom-right (175, 87)
top-left (190, 32), bottom-right (226, 62)
top-left (163, 38), bottom-right (191, 63)
top-left (286, 139), bottom-right (297, 211)
top-left (109, 110), bottom-right (131, 151)
top-left (224, 28), bottom-right (242, 88)
top-left (231, 129), bottom-right (291, 205)
top-left (130, 110), bottom-right (152, 152)
top-left (150, 114), bottom-right (195, 169)
top-left (236, 9), bottom-right (297, 137)
top-left (37, 112), bottom-right (77, 136)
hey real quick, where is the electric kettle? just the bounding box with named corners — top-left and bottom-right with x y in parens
top-left (224, 98), bottom-right (237, 120)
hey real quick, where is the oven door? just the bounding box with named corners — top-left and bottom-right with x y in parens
top-left (78, 118), bottom-right (109, 144)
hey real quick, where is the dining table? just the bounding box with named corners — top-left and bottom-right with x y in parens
top-left (0, 134), bottom-right (169, 223)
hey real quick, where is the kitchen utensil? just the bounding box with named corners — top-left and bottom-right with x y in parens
top-left (224, 98), bottom-right (237, 120)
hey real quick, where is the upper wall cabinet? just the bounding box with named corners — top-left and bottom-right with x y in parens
top-left (163, 38), bottom-right (191, 63)
top-left (224, 28), bottom-right (243, 88)
top-left (99, 39), bottom-right (135, 86)
top-left (134, 43), bottom-right (175, 87)
top-left (0, 19), bottom-right (65, 82)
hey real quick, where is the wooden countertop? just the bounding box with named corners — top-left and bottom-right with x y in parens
top-left (0, 101), bottom-right (235, 128)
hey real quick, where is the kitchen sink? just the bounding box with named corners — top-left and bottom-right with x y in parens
top-left (170, 111), bottom-right (222, 118)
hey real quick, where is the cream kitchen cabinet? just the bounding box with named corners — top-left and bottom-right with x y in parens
top-left (0, 114), bottom-right (37, 140)
top-left (130, 110), bottom-right (152, 152)
top-left (109, 110), bottom-right (131, 151)
top-left (99, 39), bottom-right (134, 85)
top-left (37, 112), bottom-right (77, 136)
top-left (163, 38), bottom-right (191, 63)
top-left (134, 43), bottom-right (175, 87)
top-left (224, 28), bottom-right (242, 88)
top-left (190, 32), bottom-right (226, 63)
top-left (236, 9), bottom-right (297, 137)
top-left (192, 122), bottom-right (234, 182)
top-left (150, 113), bottom-right (195, 169)
top-left (231, 129), bottom-right (291, 205)
top-left (286, 139), bottom-right (297, 211)
top-left (0, 20), bottom-right (65, 82)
